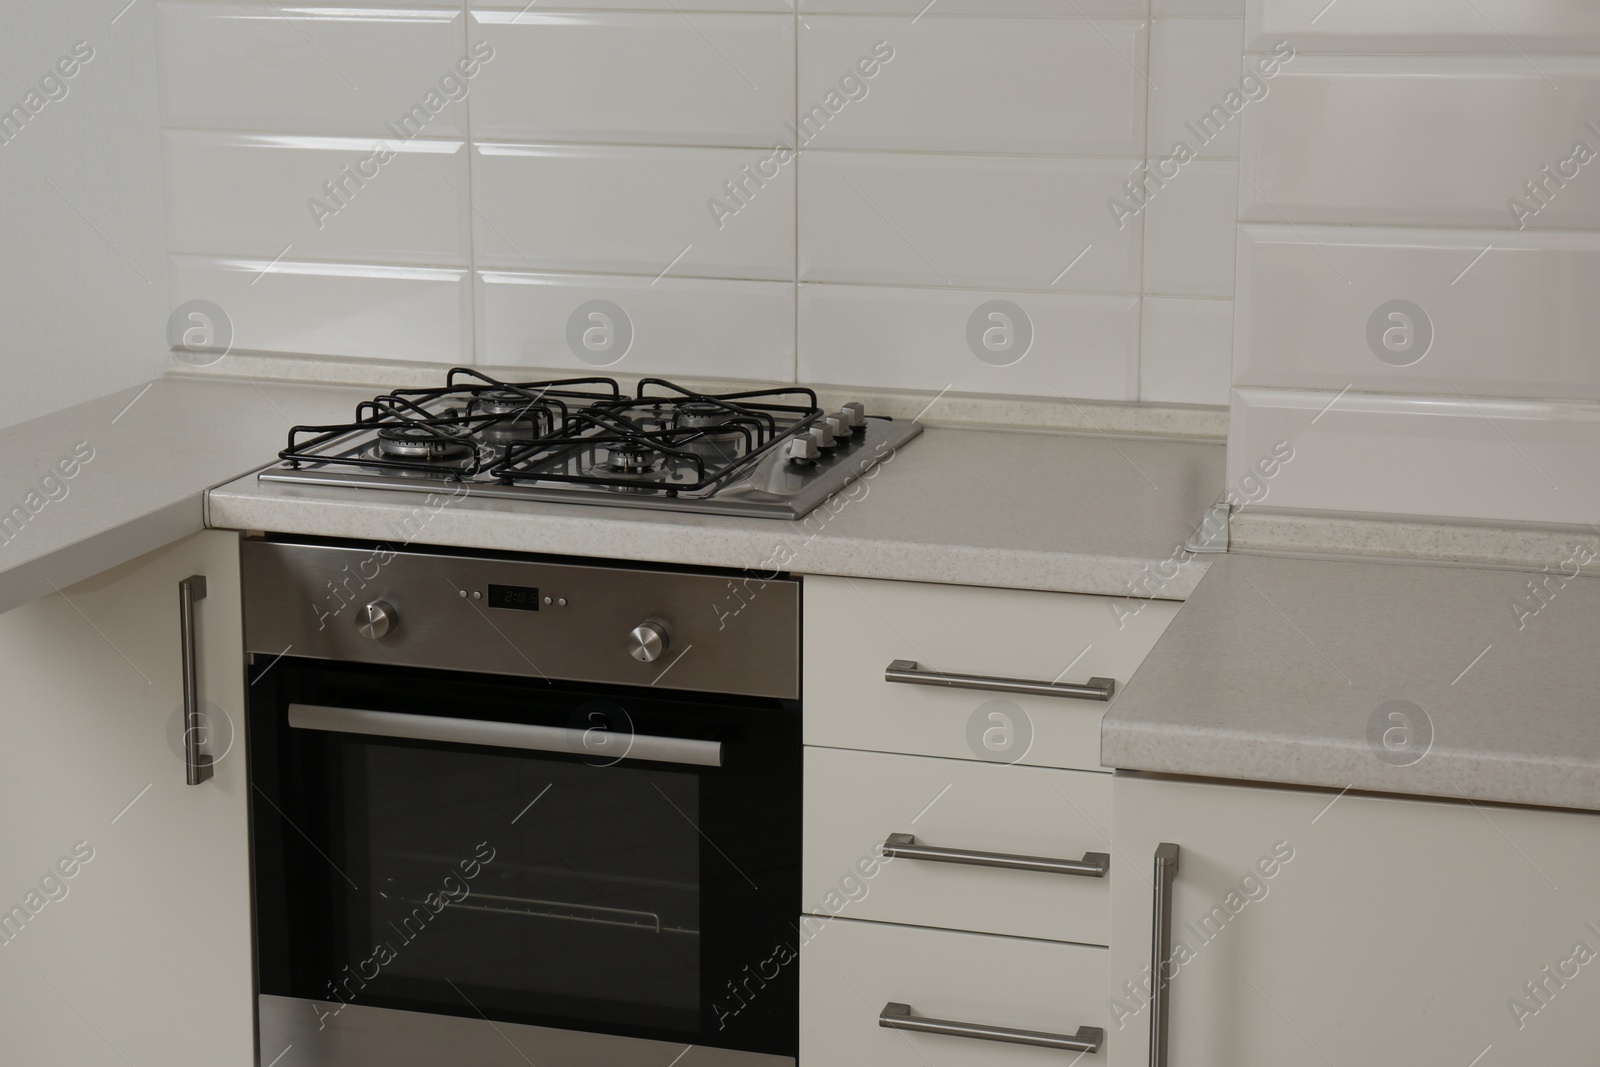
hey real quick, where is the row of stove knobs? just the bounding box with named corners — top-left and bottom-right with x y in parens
top-left (356, 600), bottom-right (672, 664)
top-left (782, 402), bottom-right (867, 464)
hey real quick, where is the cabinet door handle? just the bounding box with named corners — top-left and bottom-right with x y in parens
top-left (179, 575), bottom-right (213, 786)
top-left (1150, 843), bottom-right (1180, 1067)
top-left (880, 1002), bottom-right (1104, 1053)
top-left (882, 832), bottom-right (1109, 878)
top-left (885, 659), bottom-right (1115, 702)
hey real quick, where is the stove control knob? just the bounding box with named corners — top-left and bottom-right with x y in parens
top-left (783, 435), bottom-right (820, 464)
top-left (807, 423), bottom-right (838, 450)
top-left (357, 600), bottom-right (396, 640)
top-left (839, 402), bottom-right (867, 432)
top-left (823, 414), bottom-right (854, 440)
top-left (628, 621), bottom-right (669, 663)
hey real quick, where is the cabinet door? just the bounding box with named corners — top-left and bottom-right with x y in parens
top-left (1109, 774), bottom-right (1600, 1067)
top-left (0, 530), bottom-right (252, 1066)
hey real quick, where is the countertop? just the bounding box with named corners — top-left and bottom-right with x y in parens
top-left (208, 426), bottom-right (1225, 597)
top-left (1103, 553), bottom-right (1600, 812)
top-left (0, 376), bottom-right (372, 615)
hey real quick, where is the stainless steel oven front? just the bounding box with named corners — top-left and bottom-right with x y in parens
top-left (243, 537), bottom-right (800, 1067)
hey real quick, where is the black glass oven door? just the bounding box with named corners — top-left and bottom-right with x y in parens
top-left (250, 659), bottom-right (799, 1059)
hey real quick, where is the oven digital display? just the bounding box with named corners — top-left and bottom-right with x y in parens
top-left (487, 584), bottom-right (540, 611)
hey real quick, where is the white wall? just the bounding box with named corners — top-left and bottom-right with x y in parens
top-left (0, 0), bottom-right (169, 430)
top-left (1231, 0), bottom-right (1600, 525)
top-left (154, 0), bottom-right (1243, 408)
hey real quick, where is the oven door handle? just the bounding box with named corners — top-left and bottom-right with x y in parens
top-left (287, 703), bottom-right (723, 768)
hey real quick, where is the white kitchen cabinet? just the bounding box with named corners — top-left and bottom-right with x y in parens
top-left (0, 531), bottom-right (253, 1065)
top-left (801, 916), bottom-right (1109, 1067)
top-left (804, 575), bottom-right (1178, 771)
top-left (1109, 774), bottom-right (1600, 1067)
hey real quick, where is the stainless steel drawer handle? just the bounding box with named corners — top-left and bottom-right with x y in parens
top-left (885, 659), bottom-right (1115, 702)
top-left (880, 1002), bottom-right (1104, 1053)
top-left (1150, 843), bottom-right (1180, 1067)
top-left (287, 704), bottom-right (722, 768)
top-left (179, 575), bottom-right (213, 786)
top-left (882, 832), bottom-right (1109, 878)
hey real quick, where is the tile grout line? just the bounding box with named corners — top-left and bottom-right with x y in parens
top-left (462, 0), bottom-right (481, 366)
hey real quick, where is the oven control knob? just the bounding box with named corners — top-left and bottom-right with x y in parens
top-left (840, 401), bottom-right (867, 430)
top-left (823, 414), bottom-right (854, 440)
top-left (783, 435), bottom-right (821, 464)
top-left (356, 600), bottom-right (396, 640)
top-left (807, 423), bottom-right (838, 450)
top-left (628, 622), bottom-right (669, 663)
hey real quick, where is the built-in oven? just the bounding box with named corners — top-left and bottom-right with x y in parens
top-left (243, 537), bottom-right (800, 1067)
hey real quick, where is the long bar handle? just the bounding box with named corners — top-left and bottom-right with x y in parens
top-left (885, 659), bottom-right (1115, 702)
top-left (288, 703), bottom-right (722, 768)
top-left (1150, 843), bottom-right (1180, 1067)
top-left (882, 832), bottom-right (1108, 878)
top-left (880, 1002), bottom-right (1104, 1053)
top-left (179, 575), bottom-right (213, 786)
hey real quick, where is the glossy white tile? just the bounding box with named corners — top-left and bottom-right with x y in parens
top-left (801, 1), bottom-right (1145, 13)
top-left (1147, 18), bottom-right (1246, 160)
top-left (1246, 0), bottom-right (1600, 54)
top-left (1240, 57), bottom-right (1600, 230)
top-left (157, 3), bottom-right (471, 135)
top-left (477, 271), bottom-right (793, 380)
top-left (796, 17), bottom-right (1147, 155)
top-left (1141, 298), bottom-right (1232, 405)
top-left (472, 143), bottom-right (793, 280)
top-left (476, 0), bottom-right (791, 9)
top-left (469, 11), bottom-right (793, 148)
top-left (1143, 159), bottom-right (1237, 298)
top-left (1230, 388), bottom-right (1600, 525)
top-left (1156, 0), bottom-right (1243, 12)
top-left (169, 255), bottom-right (470, 362)
top-left (1236, 225), bottom-right (1600, 400)
top-left (799, 152), bottom-right (1142, 292)
top-left (164, 132), bottom-right (470, 266)
top-left (798, 284), bottom-right (1140, 399)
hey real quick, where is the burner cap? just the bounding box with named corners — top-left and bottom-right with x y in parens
top-left (377, 424), bottom-right (475, 461)
top-left (477, 389), bottom-right (541, 417)
top-left (675, 401), bottom-right (734, 430)
top-left (603, 441), bottom-right (664, 475)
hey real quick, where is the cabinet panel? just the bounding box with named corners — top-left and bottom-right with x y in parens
top-left (801, 917), bottom-right (1108, 1066)
top-left (1109, 774), bottom-right (1600, 1067)
top-left (804, 748), bottom-right (1111, 944)
top-left (804, 575), bottom-right (1178, 770)
top-left (0, 530), bottom-right (252, 1065)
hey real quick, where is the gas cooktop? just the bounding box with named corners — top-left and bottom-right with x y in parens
top-left (259, 368), bottom-right (921, 519)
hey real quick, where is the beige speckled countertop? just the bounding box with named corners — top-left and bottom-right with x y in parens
top-left (1103, 553), bottom-right (1600, 811)
top-left (209, 427), bottom-right (1225, 597)
top-left (0, 376), bottom-right (371, 615)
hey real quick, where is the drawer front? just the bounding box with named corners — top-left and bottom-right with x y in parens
top-left (803, 575), bottom-right (1179, 770)
top-left (804, 748), bottom-right (1110, 945)
top-left (801, 917), bottom-right (1108, 1067)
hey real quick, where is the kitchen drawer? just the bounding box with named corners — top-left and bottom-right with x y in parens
top-left (804, 748), bottom-right (1110, 945)
top-left (803, 576), bottom-right (1179, 770)
top-left (800, 917), bottom-right (1108, 1067)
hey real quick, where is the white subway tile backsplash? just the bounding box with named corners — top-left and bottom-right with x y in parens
top-left (1141, 297), bottom-right (1232, 405)
top-left (477, 271), bottom-right (793, 380)
top-left (476, 0), bottom-right (792, 9)
top-left (799, 152), bottom-right (1141, 293)
top-left (158, 3), bottom-right (470, 136)
top-left (164, 132), bottom-right (470, 266)
top-left (796, 17), bottom-right (1148, 156)
top-left (798, 284), bottom-right (1140, 399)
top-left (1147, 18), bottom-right (1246, 161)
top-left (1230, 387), bottom-right (1600, 525)
top-left (469, 11), bottom-right (793, 148)
top-left (1156, 0), bottom-right (1242, 13)
top-left (801, 1), bottom-right (1145, 13)
top-left (1143, 159), bottom-right (1238, 298)
top-left (1236, 225), bottom-right (1600, 400)
top-left (1240, 56), bottom-right (1600, 230)
top-left (472, 143), bottom-right (794, 281)
top-left (1246, 0), bottom-right (1600, 54)
top-left (169, 255), bottom-right (471, 362)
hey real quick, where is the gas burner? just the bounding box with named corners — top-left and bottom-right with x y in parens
top-left (601, 442), bottom-right (666, 476)
top-left (476, 389), bottom-right (543, 418)
top-left (675, 401), bottom-right (735, 431)
top-left (376, 425), bottom-right (475, 462)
